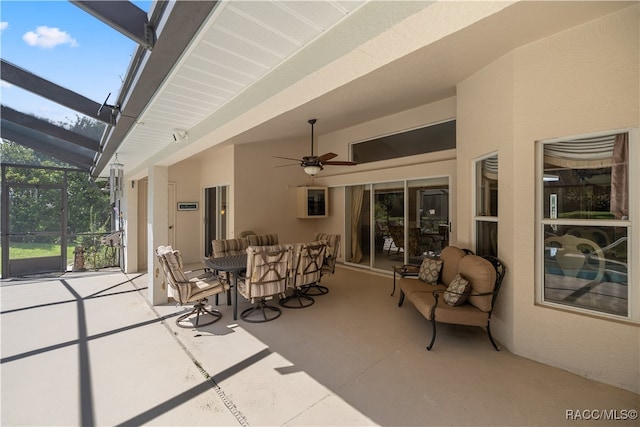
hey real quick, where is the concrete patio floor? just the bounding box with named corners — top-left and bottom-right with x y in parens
top-left (1, 265), bottom-right (638, 426)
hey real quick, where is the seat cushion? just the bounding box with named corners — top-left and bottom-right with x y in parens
top-left (418, 258), bottom-right (443, 284)
top-left (400, 278), bottom-right (446, 298)
top-left (186, 277), bottom-right (226, 303)
top-left (443, 273), bottom-right (471, 306)
top-left (410, 291), bottom-right (489, 327)
top-left (459, 255), bottom-right (496, 312)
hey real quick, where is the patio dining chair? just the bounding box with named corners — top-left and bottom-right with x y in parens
top-left (305, 233), bottom-right (341, 295)
top-left (238, 244), bottom-right (293, 322)
top-left (156, 246), bottom-right (228, 328)
top-left (280, 241), bottom-right (327, 309)
top-left (210, 237), bottom-right (249, 304)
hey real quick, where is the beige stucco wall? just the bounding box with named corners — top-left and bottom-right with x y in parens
top-left (233, 138), bottom-right (332, 245)
top-left (457, 6), bottom-right (639, 393)
top-left (156, 3), bottom-right (638, 393)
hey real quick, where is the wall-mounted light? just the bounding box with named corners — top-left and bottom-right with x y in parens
top-left (543, 174), bottom-right (559, 182)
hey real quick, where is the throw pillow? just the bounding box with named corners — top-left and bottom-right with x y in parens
top-left (443, 273), bottom-right (471, 306)
top-left (418, 258), bottom-right (443, 284)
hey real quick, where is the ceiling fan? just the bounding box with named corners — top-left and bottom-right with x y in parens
top-left (274, 119), bottom-right (357, 176)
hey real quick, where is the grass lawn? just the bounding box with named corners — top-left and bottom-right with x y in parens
top-left (0, 243), bottom-right (73, 260)
top-left (1, 242), bottom-right (117, 271)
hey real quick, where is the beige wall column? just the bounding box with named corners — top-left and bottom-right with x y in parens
top-left (147, 165), bottom-right (169, 305)
top-left (122, 178), bottom-right (138, 274)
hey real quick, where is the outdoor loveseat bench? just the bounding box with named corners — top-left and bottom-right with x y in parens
top-left (396, 245), bottom-right (505, 350)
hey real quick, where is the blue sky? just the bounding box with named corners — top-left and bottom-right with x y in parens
top-left (1, 0), bottom-right (150, 124)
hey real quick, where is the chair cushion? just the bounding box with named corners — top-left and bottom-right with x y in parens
top-left (163, 250), bottom-right (189, 283)
top-left (315, 233), bottom-right (340, 257)
top-left (459, 255), bottom-right (496, 312)
top-left (418, 258), bottom-right (443, 284)
top-left (443, 273), bottom-right (471, 306)
top-left (248, 233), bottom-right (279, 246)
top-left (439, 246), bottom-right (468, 285)
top-left (212, 238), bottom-right (248, 257)
top-left (186, 277), bottom-right (226, 303)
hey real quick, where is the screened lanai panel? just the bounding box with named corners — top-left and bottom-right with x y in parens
top-left (7, 185), bottom-right (65, 276)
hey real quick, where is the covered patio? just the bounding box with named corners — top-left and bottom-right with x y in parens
top-left (2, 266), bottom-right (637, 426)
top-left (2, 0), bottom-right (638, 413)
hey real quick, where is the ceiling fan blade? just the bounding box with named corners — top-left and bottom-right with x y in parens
top-left (273, 156), bottom-right (302, 162)
top-left (316, 152), bottom-right (337, 162)
top-left (323, 160), bottom-right (357, 166)
top-left (275, 163), bottom-right (299, 168)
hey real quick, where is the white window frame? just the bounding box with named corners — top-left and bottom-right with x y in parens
top-left (535, 128), bottom-right (638, 323)
top-left (473, 152), bottom-right (499, 257)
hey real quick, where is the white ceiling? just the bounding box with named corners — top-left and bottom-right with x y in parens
top-left (110, 0), bottom-right (634, 180)
top-left (114, 0), bottom-right (366, 177)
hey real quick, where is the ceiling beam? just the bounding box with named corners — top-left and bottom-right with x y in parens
top-left (1, 106), bottom-right (101, 153)
top-left (0, 59), bottom-right (115, 125)
top-left (1, 120), bottom-right (94, 170)
top-left (70, 0), bottom-right (155, 50)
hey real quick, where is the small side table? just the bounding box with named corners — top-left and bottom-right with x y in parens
top-left (391, 264), bottom-right (420, 296)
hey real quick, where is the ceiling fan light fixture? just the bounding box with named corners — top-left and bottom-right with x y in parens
top-left (304, 165), bottom-right (322, 176)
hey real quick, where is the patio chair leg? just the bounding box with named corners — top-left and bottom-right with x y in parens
top-left (241, 300), bottom-right (282, 323)
top-left (175, 300), bottom-right (222, 328)
top-left (301, 283), bottom-right (329, 296)
top-left (398, 290), bottom-right (405, 307)
top-left (487, 323), bottom-right (500, 351)
top-left (426, 319), bottom-right (437, 351)
top-left (279, 291), bottom-right (314, 309)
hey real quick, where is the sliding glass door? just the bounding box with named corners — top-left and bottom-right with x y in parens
top-left (204, 185), bottom-right (228, 257)
top-left (373, 182), bottom-right (404, 270)
top-left (346, 177), bottom-right (449, 272)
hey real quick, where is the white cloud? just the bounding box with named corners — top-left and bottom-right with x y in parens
top-left (22, 26), bottom-right (78, 48)
top-left (1, 81), bottom-right (13, 88)
top-left (0, 22), bottom-right (8, 31)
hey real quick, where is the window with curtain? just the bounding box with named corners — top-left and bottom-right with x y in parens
top-left (538, 131), bottom-right (632, 319)
top-left (475, 154), bottom-right (498, 257)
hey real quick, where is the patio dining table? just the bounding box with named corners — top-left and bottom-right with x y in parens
top-left (204, 254), bottom-right (247, 320)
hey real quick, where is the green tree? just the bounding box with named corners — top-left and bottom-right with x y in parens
top-left (1, 114), bottom-right (111, 237)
